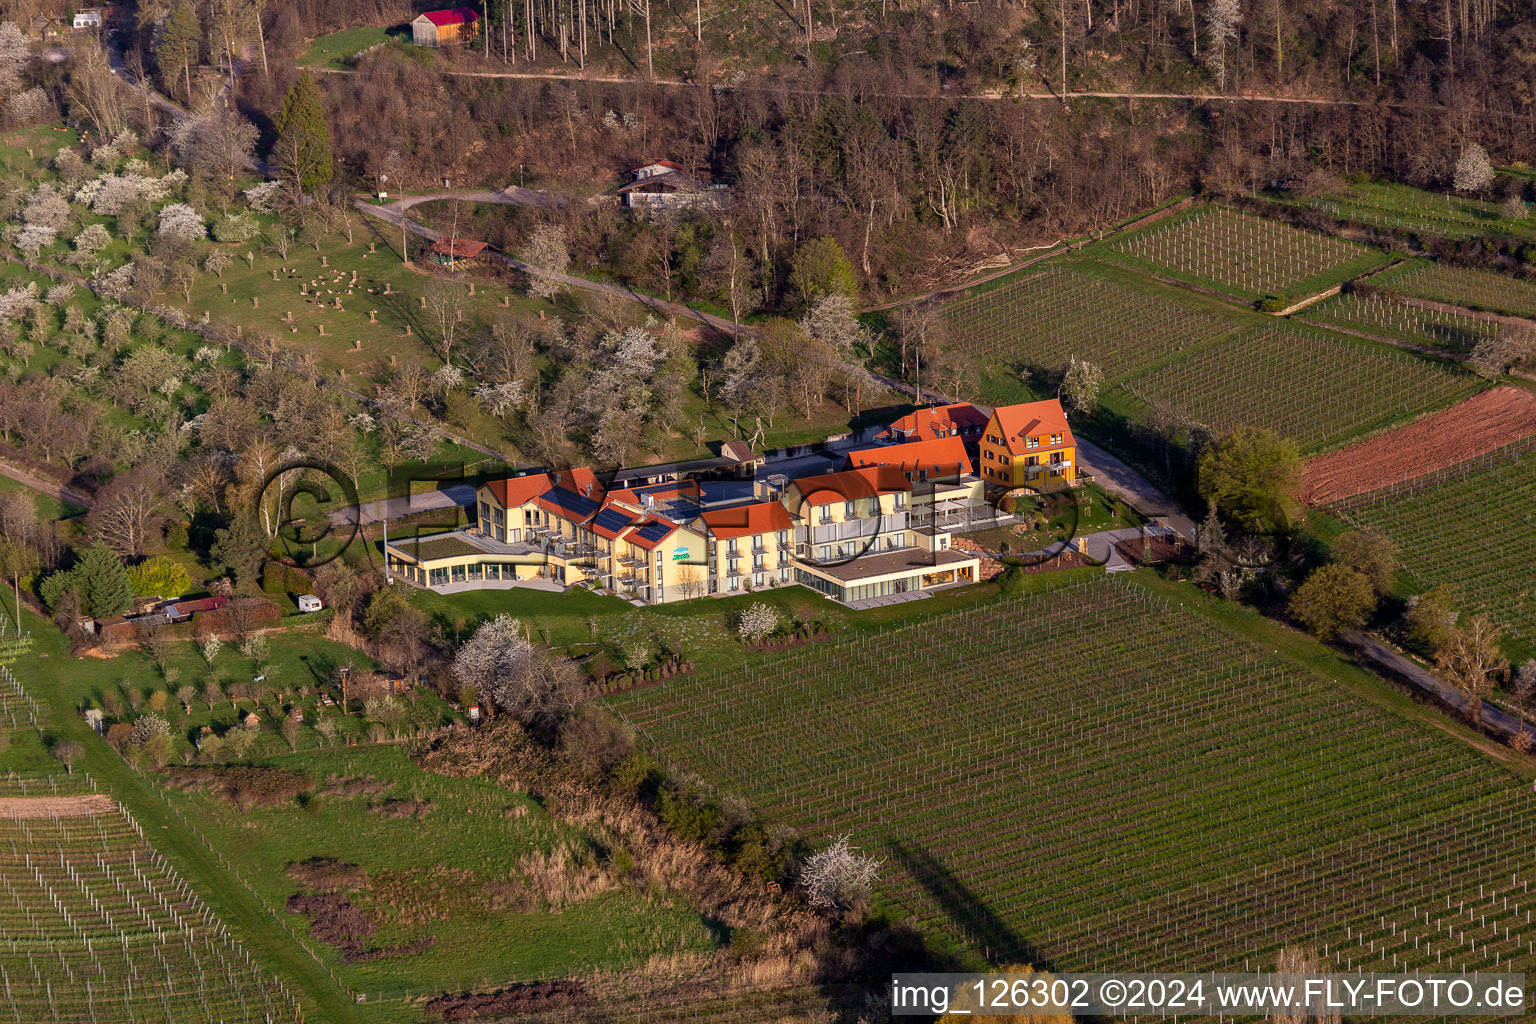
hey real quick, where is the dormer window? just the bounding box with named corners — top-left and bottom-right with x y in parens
top-left (1051, 432), bottom-right (1063, 445)
top-left (1026, 436), bottom-right (1040, 449)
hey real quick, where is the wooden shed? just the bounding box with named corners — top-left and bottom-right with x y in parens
top-left (411, 8), bottom-right (479, 47)
top-left (427, 237), bottom-right (489, 267)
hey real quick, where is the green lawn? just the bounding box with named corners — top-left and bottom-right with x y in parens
top-left (298, 27), bottom-right (408, 70)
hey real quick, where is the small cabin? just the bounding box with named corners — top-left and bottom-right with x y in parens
top-left (412, 8), bottom-right (479, 47)
top-left (426, 237), bottom-right (489, 267)
top-left (614, 161), bottom-right (728, 212)
top-left (296, 594), bottom-right (324, 613)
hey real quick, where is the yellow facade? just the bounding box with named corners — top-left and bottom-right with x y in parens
top-left (978, 415), bottom-right (1075, 489)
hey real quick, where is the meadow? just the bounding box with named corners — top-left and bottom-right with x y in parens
top-left (1113, 324), bottom-right (1480, 453)
top-left (156, 744), bottom-right (721, 1004)
top-left (939, 261), bottom-right (1245, 380)
top-left (1283, 181), bottom-right (1536, 242)
top-left (607, 578), bottom-right (1536, 981)
top-left (1328, 438), bottom-right (1536, 648)
top-left (1373, 261), bottom-right (1536, 319)
top-left (1105, 205), bottom-right (1388, 302)
top-left (298, 27), bottom-right (407, 70)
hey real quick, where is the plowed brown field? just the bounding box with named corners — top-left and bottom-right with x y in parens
top-left (0, 794), bottom-right (114, 817)
top-left (1301, 386), bottom-right (1536, 505)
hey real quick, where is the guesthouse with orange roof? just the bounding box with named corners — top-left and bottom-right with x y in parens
top-left (978, 399), bottom-right (1076, 490)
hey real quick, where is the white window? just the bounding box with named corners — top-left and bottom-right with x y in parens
top-left (777, 530), bottom-right (789, 547)
top-left (818, 545), bottom-right (831, 560)
top-left (844, 501), bottom-right (856, 519)
top-left (753, 571), bottom-right (764, 588)
top-left (727, 576), bottom-right (740, 591)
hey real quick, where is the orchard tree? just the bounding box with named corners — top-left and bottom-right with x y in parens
top-left (799, 834), bottom-right (882, 913)
top-left (1058, 356), bottom-right (1104, 414)
top-left (452, 613), bottom-right (580, 724)
top-left (1453, 143), bottom-right (1496, 195)
top-left (797, 294), bottom-right (867, 358)
top-left (1288, 564), bottom-right (1377, 639)
top-left (1196, 427), bottom-right (1301, 533)
top-left (737, 602), bottom-right (779, 644)
top-left (52, 740), bottom-right (84, 775)
top-left (1328, 530), bottom-right (1397, 598)
top-left (273, 71), bottom-right (333, 192)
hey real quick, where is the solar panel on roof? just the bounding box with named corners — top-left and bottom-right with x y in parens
top-left (541, 487), bottom-right (601, 517)
top-left (636, 520), bottom-right (674, 542)
top-left (594, 507), bottom-right (635, 531)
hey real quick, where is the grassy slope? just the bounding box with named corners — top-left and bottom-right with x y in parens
top-left (159, 745), bottom-right (719, 1003)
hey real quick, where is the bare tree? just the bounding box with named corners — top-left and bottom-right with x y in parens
top-left (424, 279), bottom-right (468, 365)
top-left (520, 225), bottom-right (570, 300)
top-left (1434, 614), bottom-right (1509, 726)
top-left (87, 467), bottom-right (164, 558)
top-left (52, 740), bottom-right (84, 775)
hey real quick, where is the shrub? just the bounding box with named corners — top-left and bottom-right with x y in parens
top-left (655, 786), bottom-right (724, 847)
top-left (1255, 293), bottom-right (1290, 312)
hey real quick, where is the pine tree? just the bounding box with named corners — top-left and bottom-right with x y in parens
top-left (155, 1), bottom-right (201, 103)
top-left (210, 512), bottom-right (267, 590)
top-left (273, 70), bottom-right (334, 191)
top-left (73, 544), bottom-right (133, 618)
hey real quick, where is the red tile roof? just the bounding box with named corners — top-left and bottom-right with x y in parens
top-left (877, 403), bottom-right (989, 442)
top-left (419, 7), bottom-right (478, 26)
top-left (484, 467), bottom-right (599, 508)
top-left (991, 399), bottom-right (1074, 456)
top-left (625, 518), bottom-right (680, 550)
top-left (844, 436), bottom-right (973, 478)
top-left (427, 237), bottom-right (488, 258)
top-left (697, 501), bottom-right (793, 540)
top-left (792, 466), bottom-right (912, 506)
